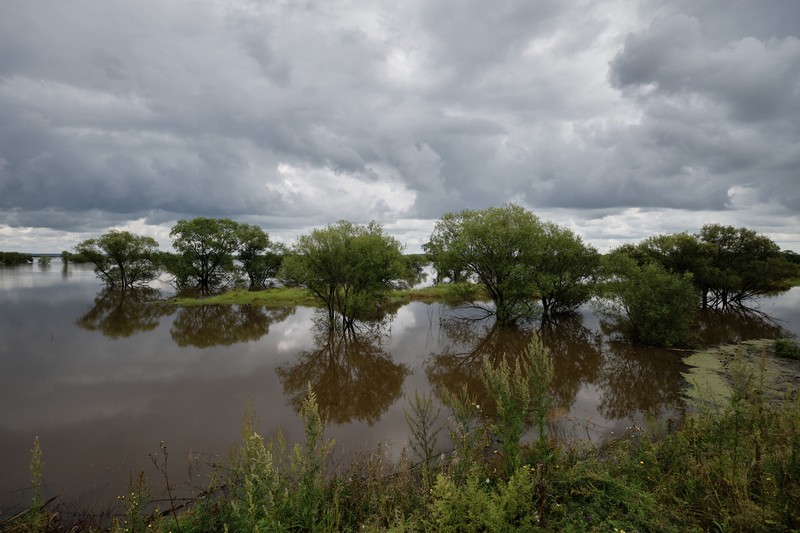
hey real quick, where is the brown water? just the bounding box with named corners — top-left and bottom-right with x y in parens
top-left (1, 261), bottom-right (798, 514)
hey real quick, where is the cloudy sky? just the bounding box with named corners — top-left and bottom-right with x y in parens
top-left (1, 0), bottom-right (798, 254)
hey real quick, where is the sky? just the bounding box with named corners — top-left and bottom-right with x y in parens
top-left (1, 0), bottom-right (798, 254)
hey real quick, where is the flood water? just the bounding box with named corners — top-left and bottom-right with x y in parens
top-left (2, 261), bottom-right (799, 514)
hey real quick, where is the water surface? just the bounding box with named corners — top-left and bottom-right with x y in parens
top-left (1, 262), bottom-right (797, 513)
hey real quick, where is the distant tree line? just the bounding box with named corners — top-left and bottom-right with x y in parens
top-left (0, 251), bottom-right (33, 265)
top-left (69, 206), bottom-right (798, 345)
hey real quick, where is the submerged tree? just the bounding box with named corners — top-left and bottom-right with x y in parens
top-left (75, 230), bottom-right (160, 290)
top-left (424, 204), bottom-right (544, 325)
top-left (425, 204), bottom-right (598, 322)
top-left (611, 226), bottom-right (797, 310)
top-left (598, 251), bottom-right (698, 346)
top-left (166, 218), bottom-right (283, 292)
top-left (281, 220), bottom-right (406, 330)
top-left (168, 217), bottom-right (240, 292)
top-left (236, 223), bottom-right (284, 288)
top-left (532, 222), bottom-right (600, 317)
top-left (698, 224), bottom-right (797, 308)
top-left (0, 251), bottom-right (34, 265)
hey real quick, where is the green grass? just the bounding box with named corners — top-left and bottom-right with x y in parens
top-left (168, 282), bottom-right (492, 308)
top-left (168, 287), bottom-right (320, 307)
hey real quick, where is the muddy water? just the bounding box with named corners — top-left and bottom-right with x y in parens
top-left (1, 262), bottom-right (798, 513)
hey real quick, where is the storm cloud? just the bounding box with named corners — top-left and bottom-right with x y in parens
top-left (1, 0), bottom-right (798, 252)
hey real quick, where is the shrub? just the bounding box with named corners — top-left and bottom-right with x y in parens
top-left (775, 337), bottom-right (800, 359)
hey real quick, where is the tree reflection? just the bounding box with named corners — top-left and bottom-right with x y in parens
top-left (77, 288), bottom-right (173, 338)
top-left (427, 315), bottom-right (605, 416)
top-left (538, 316), bottom-right (603, 409)
top-left (596, 341), bottom-right (687, 421)
top-left (171, 305), bottom-right (294, 348)
top-left (695, 307), bottom-right (790, 346)
top-left (426, 317), bottom-right (533, 409)
top-left (277, 315), bottom-right (409, 425)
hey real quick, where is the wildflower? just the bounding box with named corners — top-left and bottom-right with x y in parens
top-left (485, 478), bottom-right (490, 484)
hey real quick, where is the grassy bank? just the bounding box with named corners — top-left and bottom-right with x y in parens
top-left (167, 282), bottom-right (490, 308)
top-left (7, 339), bottom-right (800, 532)
top-left (167, 287), bottom-right (320, 308)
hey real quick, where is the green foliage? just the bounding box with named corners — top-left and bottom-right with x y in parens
top-left (482, 334), bottom-right (554, 474)
top-left (18, 345), bottom-right (800, 531)
top-left (599, 251), bottom-right (699, 346)
top-left (179, 388), bottom-right (337, 532)
top-left (642, 351), bottom-right (800, 530)
top-left (424, 204), bottom-right (545, 325)
top-left (280, 220), bottom-right (406, 329)
top-left (404, 390), bottom-right (443, 488)
top-left (0, 251), bottom-right (33, 265)
top-left (425, 205), bottom-right (599, 323)
top-left (168, 217), bottom-right (242, 292)
top-left (427, 465), bottom-right (544, 531)
top-left (427, 471), bottom-right (497, 531)
top-left (76, 230), bottom-right (160, 290)
top-left (111, 471), bottom-right (151, 533)
top-left (29, 436), bottom-right (43, 510)
top-left (775, 337), bottom-right (800, 360)
top-left (618, 231), bottom-right (713, 278)
top-left (236, 223), bottom-right (284, 288)
top-left (616, 227), bottom-right (799, 311)
top-left (440, 385), bottom-right (486, 483)
top-left (698, 224), bottom-right (797, 308)
top-left (532, 222), bottom-right (600, 316)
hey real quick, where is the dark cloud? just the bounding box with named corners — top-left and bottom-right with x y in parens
top-left (0, 0), bottom-right (798, 252)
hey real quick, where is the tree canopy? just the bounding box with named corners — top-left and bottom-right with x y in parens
top-left (168, 217), bottom-right (242, 292)
top-left (0, 251), bottom-right (34, 265)
top-left (531, 222), bottom-right (599, 317)
top-left (617, 226), bottom-right (798, 309)
top-left (424, 204), bottom-right (598, 324)
top-left (424, 205), bottom-right (544, 325)
top-left (236, 223), bottom-right (284, 288)
top-left (280, 221), bottom-right (406, 329)
top-left (165, 217), bottom-right (283, 292)
top-left (698, 224), bottom-right (797, 308)
top-left (75, 230), bottom-right (160, 290)
top-left (598, 250), bottom-right (698, 346)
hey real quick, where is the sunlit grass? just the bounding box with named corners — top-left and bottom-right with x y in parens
top-left (169, 287), bottom-right (320, 308)
top-left (169, 283), bottom-right (493, 308)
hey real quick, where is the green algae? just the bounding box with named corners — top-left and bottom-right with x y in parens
top-left (683, 339), bottom-right (800, 408)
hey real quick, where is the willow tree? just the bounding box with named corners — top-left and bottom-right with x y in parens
top-left (281, 221), bottom-right (406, 329)
top-left (698, 224), bottom-right (797, 308)
top-left (598, 250), bottom-right (698, 347)
top-left (168, 217), bottom-right (240, 292)
top-left (424, 204), bottom-right (544, 325)
top-left (75, 230), bottom-right (160, 290)
top-left (531, 222), bottom-right (600, 317)
top-left (236, 223), bottom-right (284, 288)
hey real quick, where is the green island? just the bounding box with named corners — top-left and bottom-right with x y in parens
top-left (164, 283), bottom-right (484, 308)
